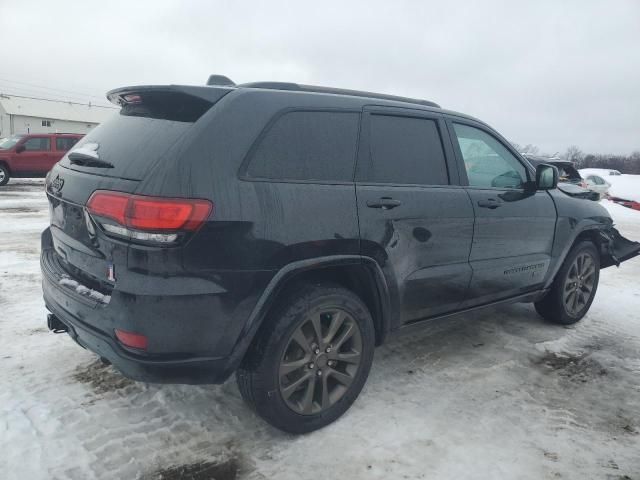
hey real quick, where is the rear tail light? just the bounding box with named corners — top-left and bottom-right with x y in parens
top-left (87, 190), bottom-right (212, 244)
top-left (580, 180), bottom-right (588, 188)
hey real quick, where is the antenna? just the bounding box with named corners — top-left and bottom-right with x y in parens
top-left (206, 75), bottom-right (235, 86)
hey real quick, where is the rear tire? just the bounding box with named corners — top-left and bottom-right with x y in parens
top-left (236, 283), bottom-right (375, 434)
top-left (535, 241), bottom-right (600, 325)
top-left (0, 164), bottom-right (9, 186)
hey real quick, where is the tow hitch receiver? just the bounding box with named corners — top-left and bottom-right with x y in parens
top-left (47, 314), bottom-right (68, 334)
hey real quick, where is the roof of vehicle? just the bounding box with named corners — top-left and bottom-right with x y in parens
top-left (524, 155), bottom-right (574, 167)
top-left (15, 132), bottom-right (83, 137)
top-left (106, 79), bottom-right (491, 128)
top-left (0, 94), bottom-right (117, 124)
top-left (237, 81), bottom-right (441, 108)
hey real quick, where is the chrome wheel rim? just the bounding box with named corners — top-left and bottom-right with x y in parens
top-left (563, 252), bottom-right (596, 316)
top-left (0, 169), bottom-right (5, 183)
top-left (279, 308), bottom-right (363, 415)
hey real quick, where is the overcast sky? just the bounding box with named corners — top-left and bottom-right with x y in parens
top-left (1, 0), bottom-right (638, 154)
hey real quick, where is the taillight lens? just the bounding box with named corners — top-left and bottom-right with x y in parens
top-left (87, 190), bottom-right (212, 244)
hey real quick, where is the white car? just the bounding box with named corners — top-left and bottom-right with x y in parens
top-left (583, 174), bottom-right (611, 199)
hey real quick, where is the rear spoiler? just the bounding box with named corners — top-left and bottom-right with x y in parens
top-left (106, 84), bottom-right (233, 106)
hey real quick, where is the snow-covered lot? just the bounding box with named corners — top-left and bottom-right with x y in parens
top-left (1, 180), bottom-right (639, 480)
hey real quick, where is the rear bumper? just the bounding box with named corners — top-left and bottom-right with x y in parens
top-left (40, 227), bottom-right (270, 384)
top-left (44, 306), bottom-right (231, 384)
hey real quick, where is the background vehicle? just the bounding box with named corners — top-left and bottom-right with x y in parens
top-left (0, 133), bottom-right (82, 186)
top-left (583, 174), bottom-right (611, 199)
top-left (41, 79), bottom-right (640, 433)
top-left (524, 155), bottom-right (599, 201)
top-left (580, 168), bottom-right (640, 210)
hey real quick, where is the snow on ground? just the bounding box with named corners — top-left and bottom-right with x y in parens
top-left (580, 169), bottom-right (640, 202)
top-left (1, 179), bottom-right (639, 480)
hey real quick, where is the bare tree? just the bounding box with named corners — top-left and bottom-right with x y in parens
top-left (520, 144), bottom-right (539, 155)
top-left (564, 145), bottom-right (584, 166)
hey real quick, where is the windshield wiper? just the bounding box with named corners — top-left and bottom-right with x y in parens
top-left (68, 145), bottom-right (113, 168)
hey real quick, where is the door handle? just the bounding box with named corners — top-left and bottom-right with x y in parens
top-left (477, 198), bottom-right (502, 209)
top-left (366, 197), bottom-right (402, 210)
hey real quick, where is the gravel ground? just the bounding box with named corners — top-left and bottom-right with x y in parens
top-left (1, 179), bottom-right (639, 480)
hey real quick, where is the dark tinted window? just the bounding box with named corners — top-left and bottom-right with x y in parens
top-left (358, 114), bottom-right (448, 185)
top-left (59, 115), bottom-right (193, 180)
top-left (56, 137), bottom-right (79, 151)
top-left (23, 137), bottom-right (51, 151)
top-left (553, 163), bottom-right (580, 181)
top-left (247, 111), bottom-right (360, 182)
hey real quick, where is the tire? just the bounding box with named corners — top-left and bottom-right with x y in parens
top-left (236, 283), bottom-right (375, 434)
top-left (0, 164), bottom-right (9, 186)
top-left (535, 241), bottom-right (600, 325)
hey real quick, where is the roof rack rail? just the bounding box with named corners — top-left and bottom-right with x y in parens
top-left (237, 82), bottom-right (440, 108)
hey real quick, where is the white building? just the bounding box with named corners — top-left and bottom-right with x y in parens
top-left (0, 94), bottom-right (117, 138)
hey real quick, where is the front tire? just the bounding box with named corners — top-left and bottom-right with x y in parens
top-left (0, 164), bottom-right (9, 186)
top-left (236, 283), bottom-right (375, 434)
top-left (535, 241), bottom-right (600, 325)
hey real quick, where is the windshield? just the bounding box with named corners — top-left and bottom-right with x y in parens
top-left (0, 134), bottom-right (24, 150)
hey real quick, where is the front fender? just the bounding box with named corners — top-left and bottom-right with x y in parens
top-left (545, 190), bottom-right (640, 287)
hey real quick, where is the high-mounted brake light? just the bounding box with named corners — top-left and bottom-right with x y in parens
top-left (87, 191), bottom-right (213, 244)
top-left (122, 94), bottom-right (143, 104)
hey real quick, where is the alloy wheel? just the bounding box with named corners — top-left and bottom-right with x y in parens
top-left (563, 252), bottom-right (596, 316)
top-left (279, 309), bottom-right (363, 415)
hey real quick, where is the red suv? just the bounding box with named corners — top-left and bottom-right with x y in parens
top-left (0, 133), bottom-right (83, 186)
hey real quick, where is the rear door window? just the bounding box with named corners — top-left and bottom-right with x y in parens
top-left (23, 137), bottom-right (51, 151)
top-left (357, 114), bottom-right (449, 185)
top-left (56, 137), bottom-right (79, 151)
top-left (246, 110), bottom-right (360, 182)
top-left (453, 123), bottom-right (527, 189)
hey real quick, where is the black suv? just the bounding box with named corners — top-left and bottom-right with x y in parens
top-left (41, 78), bottom-right (640, 433)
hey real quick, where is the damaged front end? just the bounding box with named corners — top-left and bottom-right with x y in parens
top-left (598, 227), bottom-right (640, 268)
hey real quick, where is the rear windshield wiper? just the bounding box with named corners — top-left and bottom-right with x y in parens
top-left (68, 147), bottom-right (114, 168)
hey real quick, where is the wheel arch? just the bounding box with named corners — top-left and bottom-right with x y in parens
top-left (544, 225), bottom-right (610, 289)
top-left (226, 255), bottom-right (391, 374)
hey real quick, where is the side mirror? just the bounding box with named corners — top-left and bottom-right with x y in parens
top-left (15, 145), bottom-right (25, 154)
top-left (535, 164), bottom-right (558, 190)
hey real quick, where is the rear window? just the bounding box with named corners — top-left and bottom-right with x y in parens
top-left (56, 137), bottom-right (79, 151)
top-left (357, 114), bottom-right (448, 185)
top-left (24, 137), bottom-right (51, 151)
top-left (59, 92), bottom-right (215, 180)
top-left (246, 110), bottom-right (360, 182)
top-left (555, 164), bottom-right (581, 180)
top-left (60, 116), bottom-right (192, 180)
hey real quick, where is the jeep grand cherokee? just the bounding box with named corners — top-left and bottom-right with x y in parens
top-left (42, 77), bottom-right (640, 433)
